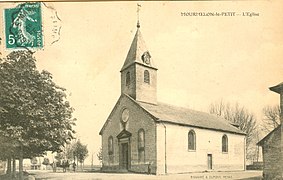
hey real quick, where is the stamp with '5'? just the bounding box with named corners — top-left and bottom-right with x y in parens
top-left (4, 2), bottom-right (43, 49)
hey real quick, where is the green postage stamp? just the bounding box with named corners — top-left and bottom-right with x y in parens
top-left (4, 2), bottom-right (43, 49)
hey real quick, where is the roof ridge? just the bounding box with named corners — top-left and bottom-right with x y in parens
top-left (150, 101), bottom-right (227, 121)
top-left (257, 124), bottom-right (281, 146)
top-left (270, 82), bottom-right (283, 94)
top-left (138, 100), bottom-right (246, 135)
top-left (123, 93), bottom-right (159, 121)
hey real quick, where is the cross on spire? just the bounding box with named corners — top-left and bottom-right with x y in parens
top-left (137, 4), bottom-right (141, 28)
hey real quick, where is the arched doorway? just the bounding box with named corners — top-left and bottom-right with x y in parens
top-left (117, 130), bottom-right (132, 171)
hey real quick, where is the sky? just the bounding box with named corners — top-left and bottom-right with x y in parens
top-left (0, 1), bottom-right (283, 165)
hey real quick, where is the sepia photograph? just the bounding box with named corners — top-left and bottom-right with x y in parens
top-left (0, 1), bottom-right (282, 180)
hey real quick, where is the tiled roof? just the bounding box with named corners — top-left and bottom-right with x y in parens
top-left (120, 28), bottom-right (157, 71)
top-left (137, 101), bottom-right (246, 135)
top-left (269, 82), bottom-right (283, 94)
top-left (257, 125), bottom-right (281, 146)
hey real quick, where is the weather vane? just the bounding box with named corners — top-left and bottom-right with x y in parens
top-left (137, 4), bottom-right (141, 28)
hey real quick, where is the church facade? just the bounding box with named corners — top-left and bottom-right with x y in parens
top-left (99, 23), bottom-right (246, 174)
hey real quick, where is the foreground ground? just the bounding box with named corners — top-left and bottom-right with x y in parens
top-left (27, 170), bottom-right (262, 180)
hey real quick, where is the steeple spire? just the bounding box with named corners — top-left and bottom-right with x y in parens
top-left (120, 3), bottom-right (156, 71)
top-left (137, 4), bottom-right (141, 28)
top-left (120, 28), bottom-right (157, 71)
top-left (120, 5), bottom-right (158, 105)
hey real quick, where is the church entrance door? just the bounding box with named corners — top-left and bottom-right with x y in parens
top-left (117, 129), bottom-right (132, 171)
top-left (121, 143), bottom-right (129, 170)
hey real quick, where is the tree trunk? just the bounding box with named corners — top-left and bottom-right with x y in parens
top-left (6, 157), bottom-right (11, 174)
top-left (19, 145), bottom-right (23, 180)
top-left (12, 157), bottom-right (16, 179)
top-left (77, 159), bottom-right (78, 171)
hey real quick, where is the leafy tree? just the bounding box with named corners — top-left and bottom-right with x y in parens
top-left (209, 100), bottom-right (257, 162)
top-left (0, 51), bottom-right (76, 179)
top-left (30, 157), bottom-right (38, 165)
top-left (54, 140), bottom-right (77, 163)
top-left (73, 140), bottom-right (88, 170)
top-left (55, 152), bottom-right (65, 162)
top-left (262, 105), bottom-right (280, 133)
top-left (64, 141), bottom-right (77, 161)
top-left (0, 135), bottom-right (17, 177)
top-left (42, 157), bottom-right (50, 169)
top-left (30, 157), bottom-right (38, 170)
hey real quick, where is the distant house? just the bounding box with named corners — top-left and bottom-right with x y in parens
top-left (257, 82), bottom-right (283, 179)
top-left (99, 22), bottom-right (246, 174)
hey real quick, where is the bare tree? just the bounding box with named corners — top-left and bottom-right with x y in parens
top-left (262, 105), bottom-right (280, 133)
top-left (209, 99), bottom-right (226, 117)
top-left (209, 100), bottom-right (257, 162)
top-left (97, 147), bottom-right (102, 165)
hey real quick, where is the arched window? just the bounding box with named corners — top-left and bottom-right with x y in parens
top-left (222, 135), bottom-right (228, 153)
top-left (188, 130), bottom-right (196, 151)
top-left (138, 129), bottom-right (145, 162)
top-left (108, 136), bottom-right (113, 155)
top-left (144, 70), bottom-right (150, 84)
top-left (126, 72), bottom-right (130, 86)
top-left (108, 136), bottom-right (114, 163)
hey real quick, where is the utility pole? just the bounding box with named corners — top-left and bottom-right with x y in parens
top-left (91, 153), bottom-right (93, 171)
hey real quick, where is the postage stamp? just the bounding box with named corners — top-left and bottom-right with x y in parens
top-left (4, 2), bottom-right (43, 49)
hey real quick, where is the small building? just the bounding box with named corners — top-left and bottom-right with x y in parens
top-left (99, 22), bottom-right (246, 174)
top-left (257, 82), bottom-right (283, 179)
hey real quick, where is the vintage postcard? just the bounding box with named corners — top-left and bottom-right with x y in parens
top-left (0, 1), bottom-right (282, 180)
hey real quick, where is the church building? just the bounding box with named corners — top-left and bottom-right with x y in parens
top-left (99, 22), bottom-right (246, 175)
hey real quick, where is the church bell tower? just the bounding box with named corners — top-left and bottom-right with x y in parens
top-left (120, 22), bottom-right (158, 105)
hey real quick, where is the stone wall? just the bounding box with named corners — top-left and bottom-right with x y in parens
top-left (262, 127), bottom-right (282, 179)
top-left (121, 64), bottom-right (157, 105)
top-left (121, 65), bottom-right (136, 99)
top-left (100, 95), bottom-right (157, 174)
top-left (135, 65), bottom-right (157, 105)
